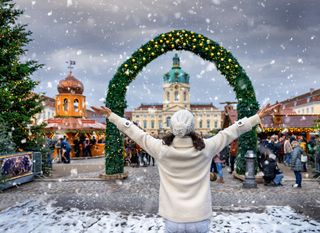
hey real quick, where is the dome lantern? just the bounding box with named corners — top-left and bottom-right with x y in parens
top-left (163, 54), bottom-right (190, 84)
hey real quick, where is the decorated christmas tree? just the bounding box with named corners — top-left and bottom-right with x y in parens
top-left (0, 0), bottom-right (44, 152)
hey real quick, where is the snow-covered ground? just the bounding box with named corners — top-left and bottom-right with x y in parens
top-left (0, 201), bottom-right (319, 233)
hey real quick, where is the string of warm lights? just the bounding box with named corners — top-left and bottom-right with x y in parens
top-left (263, 127), bottom-right (317, 133)
top-left (104, 29), bottom-right (259, 175)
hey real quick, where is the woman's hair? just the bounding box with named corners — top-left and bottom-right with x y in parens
top-left (162, 132), bottom-right (205, 150)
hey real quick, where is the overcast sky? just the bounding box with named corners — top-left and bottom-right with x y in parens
top-left (16, 0), bottom-right (320, 110)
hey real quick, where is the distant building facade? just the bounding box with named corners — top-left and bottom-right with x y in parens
top-left (280, 88), bottom-right (320, 115)
top-left (131, 54), bottom-right (222, 136)
top-left (33, 96), bottom-right (56, 124)
top-left (34, 95), bottom-right (105, 125)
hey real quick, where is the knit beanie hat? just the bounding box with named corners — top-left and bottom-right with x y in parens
top-left (170, 109), bottom-right (195, 137)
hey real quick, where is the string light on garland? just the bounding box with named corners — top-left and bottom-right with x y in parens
top-left (104, 29), bottom-right (259, 175)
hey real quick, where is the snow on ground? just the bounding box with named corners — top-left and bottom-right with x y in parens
top-left (0, 201), bottom-right (319, 233)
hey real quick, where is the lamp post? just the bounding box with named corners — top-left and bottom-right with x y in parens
top-left (243, 150), bottom-right (257, 189)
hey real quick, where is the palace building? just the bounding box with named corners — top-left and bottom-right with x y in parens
top-left (280, 88), bottom-right (320, 115)
top-left (131, 54), bottom-right (222, 136)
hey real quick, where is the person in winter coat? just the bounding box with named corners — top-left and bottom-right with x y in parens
top-left (229, 140), bottom-right (238, 174)
top-left (60, 137), bottom-right (71, 163)
top-left (83, 138), bottom-right (91, 157)
top-left (92, 104), bottom-right (277, 233)
top-left (262, 153), bottom-right (283, 186)
top-left (284, 135), bottom-right (293, 166)
top-left (291, 140), bottom-right (306, 188)
top-left (213, 153), bottom-right (224, 183)
top-left (299, 136), bottom-right (308, 172)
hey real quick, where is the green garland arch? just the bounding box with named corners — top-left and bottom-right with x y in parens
top-left (105, 29), bottom-right (259, 175)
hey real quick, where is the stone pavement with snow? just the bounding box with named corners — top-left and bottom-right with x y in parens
top-left (0, 158), bottom-right (320, 232)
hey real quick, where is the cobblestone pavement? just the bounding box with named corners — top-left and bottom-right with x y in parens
top-left (1, 158), bottom-right (320, 222)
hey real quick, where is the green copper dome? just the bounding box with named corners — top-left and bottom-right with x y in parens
top-left (163, 54), bottom-right (190, 84)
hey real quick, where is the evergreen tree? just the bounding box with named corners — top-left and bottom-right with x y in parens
top-left (0, 0), bottom-right (44, 151)
top-left (0, 116), bottom-right (16, 154)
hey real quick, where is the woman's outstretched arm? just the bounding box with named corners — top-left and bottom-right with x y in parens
top-left (92, 106), bottom-right (164, 159)
top-left (204, 104), bottom-right (280, 156)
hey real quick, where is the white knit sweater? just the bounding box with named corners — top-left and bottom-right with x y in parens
top-left (108, 113), bottom-right (261, 222)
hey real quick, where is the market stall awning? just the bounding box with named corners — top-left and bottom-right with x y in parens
top-left (45, 118), bottom-right (106, 131)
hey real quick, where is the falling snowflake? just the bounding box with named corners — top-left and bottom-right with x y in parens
top-left (174, 12), bottom-right (181, 19)
top-left (67, 0), bottom-right (72, 7)
top-left (70, 168), bottom-right (78, 176)
top-left (211, 0), bottom-right (221, 5)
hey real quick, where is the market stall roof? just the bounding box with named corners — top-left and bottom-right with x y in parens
top-left (45, 118), bottom-right (105, 131)
top-left (261, 114), bottom-right (320, 128)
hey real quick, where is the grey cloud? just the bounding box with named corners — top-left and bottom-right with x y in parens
top-left (15, 0), bottom-right (320, 110)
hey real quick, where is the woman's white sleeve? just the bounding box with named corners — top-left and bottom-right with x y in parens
top-left (108, 113), bottom-right (163, 159)
top-left (204, 114), bottom-right (261, 157)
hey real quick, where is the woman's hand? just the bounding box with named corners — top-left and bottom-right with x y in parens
top-left (258, 103), bottom-right (281, 118)
top-left (91, 106), bottom-right (112, 117)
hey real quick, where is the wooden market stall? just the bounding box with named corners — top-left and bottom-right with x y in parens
top-left (44, 72), bottom-right (106, 159)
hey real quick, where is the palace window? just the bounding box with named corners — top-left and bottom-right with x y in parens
top-left (151, 120), bottom-right (155, 129)
top-left (143, 120), bottom-right (147, 129)
top-left (207, 119), bottom-right (210, 129)
top-left (63, 98), bottom-right (68, 111)
top-left (159, 121), bottom-right (163, 129)
top-left (214, 121), bottom-right (218, 128)
top-left (183, 91), bottom-right (187, 101)
top-left (174, 91), bottom-right (179, 101)
top-left (167, 92), bottom-right (170, 101)
top-left (166, 116), bottom-right (171, 127)
top-left (199, 120), bottom-right (203, 128)
top-left (74, 99), bottom-right (79, 112)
